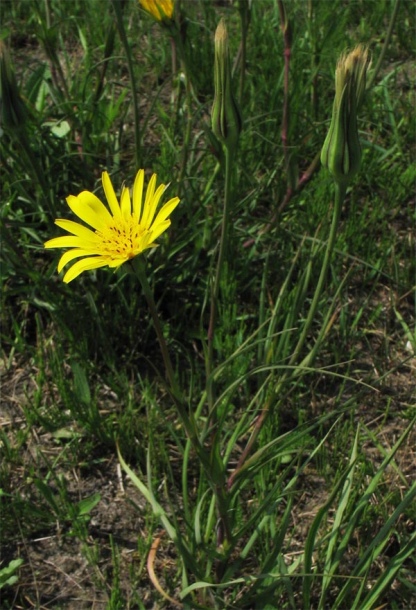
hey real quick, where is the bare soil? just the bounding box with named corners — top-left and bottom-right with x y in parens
top-left (1, 322), bottom-right (415, 609)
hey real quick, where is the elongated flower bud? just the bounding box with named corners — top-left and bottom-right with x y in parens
top-left (321, 45), bottom-right (371, 186)
top-left (211, 19), bottom-right (242, 155)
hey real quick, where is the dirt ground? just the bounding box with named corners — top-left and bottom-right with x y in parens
top-left (1, 318), bottom-right (415, 610)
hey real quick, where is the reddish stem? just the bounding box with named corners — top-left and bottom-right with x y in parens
top-left (278, 0), bottom-right (292, 170)
top-left (242, 151), bottom-right (321, 249)
top-left (227, 403), bottom-right (270, 491)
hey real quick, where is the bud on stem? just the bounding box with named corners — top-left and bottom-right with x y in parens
top-left (321, 45), bottom-right (371, 186)
top-left (211, 19), bottom-right (242, 155)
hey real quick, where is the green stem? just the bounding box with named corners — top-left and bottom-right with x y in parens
top-left (289, 181), bottom-right (346, 368)
top-left (175, 32), bottom-right (193, 195)
top-left (93, 24), bottom-right (116, 105)
top-left (131, 259), bottom-right (214, 469)
top-left (130, 258), bottom-right (199, 443)
top-left (228, 182), bottom-right (347, 491)
top-left (19, 130), bottom-right (52, 211)
top-left (238, 6), bottom-right (249, 103)
top-left (204, 146), bottom-right (235, 551)
top-left (112, 0), bottom-right (141, 168)
top-left (368, 0), bottom-right (401, 89)
top-left (132, 256), bottom-right (232, 545)
top-left (206, 146), bottom-right (233, 415)
top-left (277, 0), bottom-right (291, 171)
top-left (131, 258), bottom-right (176, 387)
top-left (39, 0), bottom-right (70, 101)
top-left (228, 183), bottom-right (346, 490)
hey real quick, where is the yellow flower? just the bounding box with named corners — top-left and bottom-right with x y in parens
top-left (45, 170), bottom-right (180, 283)
top-left (139, 0), bottom-right (174, 21)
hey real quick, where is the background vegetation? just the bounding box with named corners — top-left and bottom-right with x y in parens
top-left (1, 0), bottom-right (415, 608)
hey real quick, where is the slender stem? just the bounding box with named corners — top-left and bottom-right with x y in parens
top-left (44, 0), bottom-right (52, 27)
top-left (131, 257), bottom-right (177, 390)
top-left (41, 0), bottom-right (70, 101)
top-left (206, 147), bottom-right (233, 415)
top-left (131, 256), bottom-right (232, 545)
top-left (368, 0), bottom-right (401, 89)
top-left (131, 257), bottom-right (199, 445)
top-left (170, 35), bottom-right (177, 102)
top-left (238, 2), bottom-right (250, 102)
top-left (131, 259), bottom-right (220, 472)
top-left (204, 146), bottom-right (235, 551)
top-left (242, 151), bottom-right (321, 248)
top-left (12, 126), bottom-right (53, 215)
top-left (277, 150), bottom-right (321, 214)
top-left (227, 396), bottom-right (270, 491)
top-left (93, 24), bottom-right (116, 105)
top-left (307, 0), bottom-right (320, 121)
top-left (175, 31), bottom-right (193, 195)
top-left (288, 181), bottom-right (346, 367)
top-left (112, 0), bottom-right (141, 168)
top-left (238, 31), bottom-right (246, 103)
top-left (228, 181), bottom-right (347, 489)
top-left (278, 0), bottom-right (291, 171)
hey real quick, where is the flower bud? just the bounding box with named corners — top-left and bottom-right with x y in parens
top-left (321, 45), bottom-right (370, 186)
top-left (211, 19), bottom-right (242, 155)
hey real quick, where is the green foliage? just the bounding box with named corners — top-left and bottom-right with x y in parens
top-left (1, 0), bottom-right (414, 607)
top-left (0, 557), bottom-right (24, 590)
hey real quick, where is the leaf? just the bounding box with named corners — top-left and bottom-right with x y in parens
top-left (0, 558), bottom-right (24, 589)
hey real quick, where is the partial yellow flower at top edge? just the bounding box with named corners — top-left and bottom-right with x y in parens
top-left (44, 170), bottom-right (180, 283)
top-left (139, 0), bottom-right (174, 22)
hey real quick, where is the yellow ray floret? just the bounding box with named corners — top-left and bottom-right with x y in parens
top-left (45, 170), bottom-right (180, 283)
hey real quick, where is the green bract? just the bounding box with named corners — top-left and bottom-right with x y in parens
top-left (321, 45), bottom-right (371, 186)
top-left (211, 19), bottom-right (242, 155)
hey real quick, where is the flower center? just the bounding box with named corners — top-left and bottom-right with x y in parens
top-left (97, 216), bottom-right (147, 260)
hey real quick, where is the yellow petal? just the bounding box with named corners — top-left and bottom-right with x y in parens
top-left (63, 257), bottom-right (109, 283)
top-left (54, 219), bottom-right (99, 242)
top-left (144, 173), bottom-right (157, 212)
top-left (160, 0), bottom-right (174, 18)
top-left (132, 169), bottom-right (144, 220)
top-left (57, 248), bottom-right (102, 273)
top-left (149, 219), bottom-right (171, 242)
top-left (140, 232), bottom-right (154, 251)
top-left (139, 0), bottom-right (174, 20)
top-left (66, 192), bottom-right (112, 230)
top-left (102, 171), bottom-right (121, 217)
top-left (142, 182), bottom-right (166, 228)
top-left (151, 196), bottom-right (180, 227)
top-left (120, 185), bottom-right (132, 220)
top-left (107, 257), bottom-right (129, 268)
top-left (44, 236), bottom-right (86, 249)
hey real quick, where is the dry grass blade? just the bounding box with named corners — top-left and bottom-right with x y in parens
top-left (147, 530), bottom-right (183, 609)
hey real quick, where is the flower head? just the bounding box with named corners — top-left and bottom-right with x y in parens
top-left (139, 0), bottom-right (174, 22)
top-left (321, 45), bottom-right (371, 185)
top-left (45, 170), bottom-right (180, 283)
